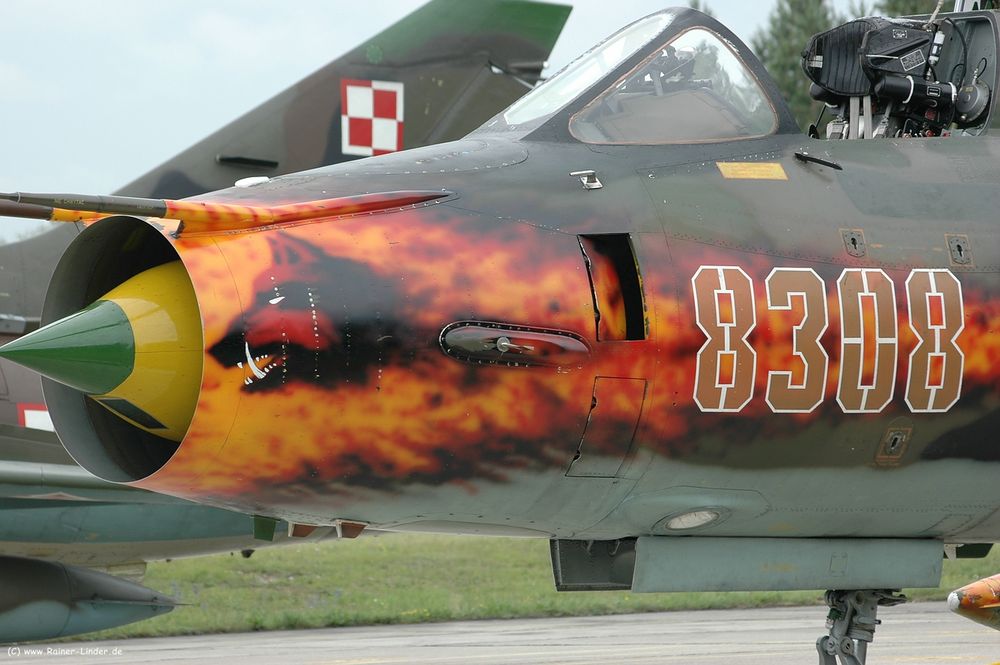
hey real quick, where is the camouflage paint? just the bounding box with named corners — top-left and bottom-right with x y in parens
top-left (0, 0), bottom-right (572, 598)
top-left (117, 0), bottom-right (572, 199)
top-left (6, 9), bottom-right (1000, 559)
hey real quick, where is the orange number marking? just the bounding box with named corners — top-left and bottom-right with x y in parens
top-left (836, 269), bottom-right (898, 413)
top-left (692, 267), bottom-right (756, 412)
top-left (765, 268), bottom-right (829, 413)
top-left (905, 269), bottom-right (964, 412)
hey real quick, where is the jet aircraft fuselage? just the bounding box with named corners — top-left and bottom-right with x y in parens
top-left (0, 0), bottom-right (573, 642)
top-left (1, 6), bottom-right (999, 655)
top-left (58, 128), bottom-right (997, 542)
top-left (29, 9), bottom-right (993, 545)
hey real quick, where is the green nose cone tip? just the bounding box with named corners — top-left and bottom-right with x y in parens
top-left (0, 300), bottom-right (135, 395)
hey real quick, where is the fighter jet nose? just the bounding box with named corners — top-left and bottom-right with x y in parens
top-left (0, 261), bottom-right (202, 442)
top-left (947, 590), bottom-right (961, 612)
top-left (0, 299), bottom-right (135, 394)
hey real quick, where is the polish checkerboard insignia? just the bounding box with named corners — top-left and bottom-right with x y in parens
top-left (341, 79), bottom-right (404, 157)
top-left (18, 403), bottom-right (53, 431)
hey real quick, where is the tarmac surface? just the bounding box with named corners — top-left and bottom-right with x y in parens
top-left (4, 603), bottom-right (997, 664)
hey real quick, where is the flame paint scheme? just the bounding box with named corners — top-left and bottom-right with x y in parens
top-left (76, 11), bottom-right (997, 541)
top-left (2, 5), bottom-right (1000, 655)
top-left (0, 0), bottom-right (573, 642)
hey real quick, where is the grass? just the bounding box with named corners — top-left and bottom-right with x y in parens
top-left (85, 534), bottom-right (999, 640)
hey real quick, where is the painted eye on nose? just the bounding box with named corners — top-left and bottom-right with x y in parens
top-left (238, 342), bottom-right (285, 386)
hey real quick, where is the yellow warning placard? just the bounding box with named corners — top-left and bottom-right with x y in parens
top-left (716, 162), bottom-right (788, 181)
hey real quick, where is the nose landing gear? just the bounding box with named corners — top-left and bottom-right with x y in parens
top-left (816, 589), bottom-right (907, 665)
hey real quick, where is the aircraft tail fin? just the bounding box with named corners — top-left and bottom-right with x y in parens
top-left (117, 0), bottom-right (572, 199)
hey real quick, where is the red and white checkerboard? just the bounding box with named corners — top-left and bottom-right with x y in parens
top-left (341, 79), bottom-right (405, 157)
top-left (18, 403), bottom-right (53, 431)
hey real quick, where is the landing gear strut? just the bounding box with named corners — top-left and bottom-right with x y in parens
top-left (816, 589), bottom-right (907, 665)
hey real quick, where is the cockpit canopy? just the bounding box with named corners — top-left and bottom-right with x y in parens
top-left (486, 8), bottom-right (795, 144)
top-left (570, 28), bottom-right (777, 144)
top-left (503, 12), bottom-right (674, 128)
top-left (489, 6), bottom-right (1000, 145)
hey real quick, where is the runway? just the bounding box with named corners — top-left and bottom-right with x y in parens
top-left (4, 603), bottom-right (997, 664)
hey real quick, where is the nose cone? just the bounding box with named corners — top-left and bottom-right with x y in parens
top-left (948, 574), bottom-right (1000, 630)
top-left (0, 299), bottom-right (134, 395)
top-left (0, 261), bottom-right (202, 442)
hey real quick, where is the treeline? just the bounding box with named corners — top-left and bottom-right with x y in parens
top-left (691, 1), bottom-right (940, 129)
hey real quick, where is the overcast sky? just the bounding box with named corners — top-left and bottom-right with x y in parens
top-left (0, 0), bottom-right (854, 202)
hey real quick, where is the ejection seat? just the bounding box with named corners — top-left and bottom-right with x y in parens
top-left (802, 10), bottom-right (998, 139)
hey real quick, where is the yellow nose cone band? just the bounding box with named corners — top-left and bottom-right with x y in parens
top-left (94, 261), bottom-right (202, 441)
top-left (0, 261), bottom-right (202, 442)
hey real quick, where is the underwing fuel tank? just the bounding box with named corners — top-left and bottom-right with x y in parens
top-left (949, 574), bottom-right (1000, 630)
top-left (0, 556), bottom-right (174, 642)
